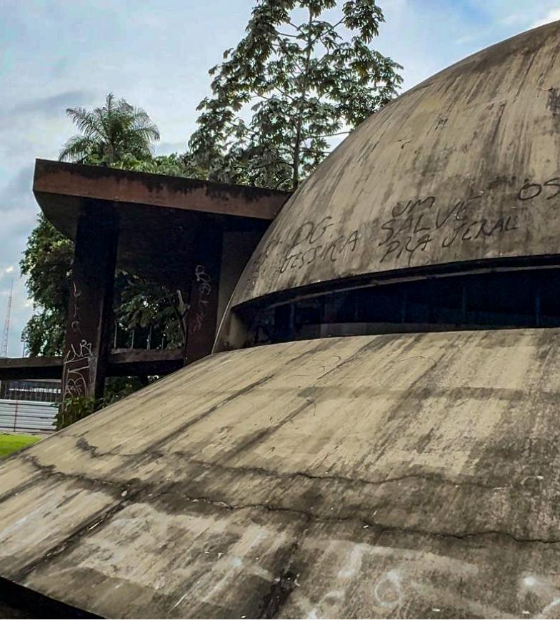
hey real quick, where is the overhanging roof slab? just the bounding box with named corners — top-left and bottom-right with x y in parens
top-left (33, 159), bottom-right (289, 287)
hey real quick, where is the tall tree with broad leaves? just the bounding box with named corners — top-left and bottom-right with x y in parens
top-left (59, 93), bottom-right (160, 165)
top-left (187, 0), bottom-right (402, 191)
top-left (20, 213), bottom-right (74, 356)
top-left (22, 95), bottom-right (188, 358)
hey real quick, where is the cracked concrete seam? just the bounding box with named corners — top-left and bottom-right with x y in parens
top-left (156, 491), bottom-right (560, 547)
top-left (14, 453), bottom-right (560, 565)
top-left (69, 434), bottom-right (511, 493)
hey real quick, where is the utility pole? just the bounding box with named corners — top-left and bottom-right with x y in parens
top-left (2, 280), bottom-right (14, 358)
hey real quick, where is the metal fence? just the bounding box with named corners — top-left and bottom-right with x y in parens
top-left (0, 399), bottom-right (57, 434)
top-left (0, 380), bottom-right (61, 403)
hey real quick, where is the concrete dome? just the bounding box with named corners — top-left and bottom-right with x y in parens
top-left (230, 21), bottom-right (560, 309)
top-left (4, 22), bottom-right (560, 620)
top-left (3, 328), bottom-right (560, 619)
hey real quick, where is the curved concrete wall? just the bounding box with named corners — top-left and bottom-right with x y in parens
top-left (2, 329), bottom-right (560, 617)
top-left (230, 21), bottom-right (560, 307)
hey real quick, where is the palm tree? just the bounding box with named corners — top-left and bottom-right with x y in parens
top-left (59, 93), bottom-right (160, 165)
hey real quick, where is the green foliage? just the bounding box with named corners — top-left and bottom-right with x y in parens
top-left (113, 272), bottom-right (187, 349)
top-left (113, 153), bottom-right (196, 178)
top-left (22, 94), bottom-right (188, 358)
top-left (187, 0), bottom-right (402, 190)
top-left (56, 395), bottom-right (96, 430)
top-left (56, 376), bottom-right (153, 430)
top-left (59, 93), bottom-right (160, 164)
top-left (20, 214), bottom-right (187, 356)
top-left (103, 376), bottom-right (151, 404)
top-left (20, 214), bottom-right (73, 356)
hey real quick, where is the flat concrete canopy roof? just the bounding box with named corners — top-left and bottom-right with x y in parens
top-left (34, 159), bottom-right (289, 287)
top-left (0, 348), bottom-right (185, 380)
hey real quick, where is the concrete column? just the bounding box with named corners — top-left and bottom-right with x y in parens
top-left (62, 202), bottom-right (119, 402)
top-left (185, 223), bottom-right (223, 364)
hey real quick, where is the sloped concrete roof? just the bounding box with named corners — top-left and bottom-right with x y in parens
top-left (2, 329), bottom-right (560, 617)
top-left (230, 20), bottom-right (560, 307)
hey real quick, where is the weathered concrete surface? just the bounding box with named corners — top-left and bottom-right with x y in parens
top-left (34, 159), bottom-right (289, 223)
top-left (229, 21), bottom-right (560, 307)
top-left (33, 159), bottom-right (283, 290)
top-left (2, 329), bottom-right (560, 617)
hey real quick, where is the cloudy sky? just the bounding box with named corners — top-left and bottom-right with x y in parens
top-left (1, 0), bottom-right (559, 356)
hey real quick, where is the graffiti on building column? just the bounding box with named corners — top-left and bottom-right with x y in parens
top-left (189, 263), bottom-right (212, 335)
top-left (62, 339), bottom-right (93, 399)
top-left (62, 283), bottom-right (93, 399)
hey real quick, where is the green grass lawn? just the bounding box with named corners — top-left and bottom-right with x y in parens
top-left (0, 433), bottom-right (42, 458)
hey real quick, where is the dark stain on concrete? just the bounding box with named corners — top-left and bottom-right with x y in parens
top-left (259, 568), bottom-right (298, 618)
top-left (35, 159), bottom-right (290, 203)
top-left (548, 87), bottom-right (560, 115)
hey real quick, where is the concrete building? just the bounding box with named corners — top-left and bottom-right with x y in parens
top-left (0, 160), bottom-right (289, 403)
top-left (2, 20), bottom-right (560, 619)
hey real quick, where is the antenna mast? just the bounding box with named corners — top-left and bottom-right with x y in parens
top-left (2, 280), bottom-right (14, 358)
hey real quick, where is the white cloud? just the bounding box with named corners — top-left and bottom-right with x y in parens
top-left (502, 12), bottom-right (530, 26)
top-left (1, 0), bottom-right (559, 354)
top-left (533, 7), bottom-right (560, 27)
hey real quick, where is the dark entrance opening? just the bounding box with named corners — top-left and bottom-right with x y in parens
top-left (250, 267), bottom-right (560, 345)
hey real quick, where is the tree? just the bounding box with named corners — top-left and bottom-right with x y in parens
top-left (113, 153), bottom-right (194, 177)
top-left (59, 93), bottom-right (160, 164)
top-left (20, 214), bottom-right (187, 357)
top-left (22, 95), bottom-right (187, 358)
top-left (187, 0), bottom-right (402, 191)
top-left (20, 214), bottom-right (73, 356)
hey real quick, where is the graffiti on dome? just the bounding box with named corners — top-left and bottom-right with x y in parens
top-left (274, 176), bottom-right (560, 274)
top-left (377, 194), bottom-right (518, 264)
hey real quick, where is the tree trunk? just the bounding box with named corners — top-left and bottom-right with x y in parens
top-left (292, 9), bottom-right (314, 192)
